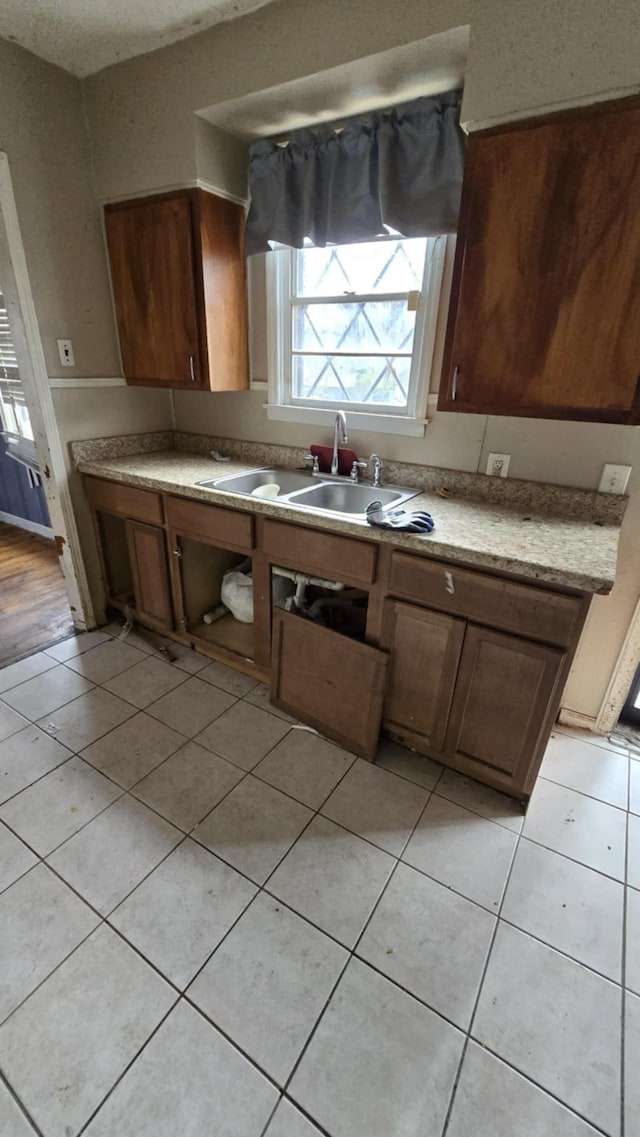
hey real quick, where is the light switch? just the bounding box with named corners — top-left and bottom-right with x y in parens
top-left (598, 463), bottom-right (631, 494)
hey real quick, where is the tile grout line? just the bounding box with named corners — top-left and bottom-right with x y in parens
top-left (0, 1070), bottom-right (45, 1137)
top-left (440, 801), bottom-right (523, 1137)
top-left (621, 805), bottom-right (629, 1137)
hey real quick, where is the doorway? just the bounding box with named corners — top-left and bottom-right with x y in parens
top-left (0, 150), bottom-right (94, 661)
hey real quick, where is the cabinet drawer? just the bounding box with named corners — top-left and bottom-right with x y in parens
top-left (388, 552), bottom-right (583, 647)
top-left (85, 477), bottom-right (164, 525)
top-left (263, 520), bottom-right (377, 586)
top-left (166, 496), bottom-right (254, 551)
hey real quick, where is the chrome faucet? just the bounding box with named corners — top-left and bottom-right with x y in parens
top-left (369, 453), bottom-right (383, 487)
top-left (331, 411), bottom-right (348, 475)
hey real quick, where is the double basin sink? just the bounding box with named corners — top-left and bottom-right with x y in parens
top-left (197, 466), bottom-right (420, 520)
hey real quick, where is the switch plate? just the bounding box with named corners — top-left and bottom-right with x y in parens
top-left (486, 452), bottom-right (511, 478)
top-left (57, 339), bottom-right (75, 367)
top-left (598, 463), bottom-right (631, 494)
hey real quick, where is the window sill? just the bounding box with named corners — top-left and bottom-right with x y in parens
top-left (264, 403), bottom-right (428, 437)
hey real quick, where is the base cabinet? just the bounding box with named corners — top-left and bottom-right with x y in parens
top-left (381, 600), bottom-right (464, 754)
top-left (126, 520), bottom-right (173, 633)
top-left (381, 598), bottom-right (570, 800)
top-left (443, 625), bottom-right (565, 798)
top-left (85, 474), bottom-right (589, 801)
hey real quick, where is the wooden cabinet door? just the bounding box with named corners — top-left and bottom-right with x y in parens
top-left (126, 520), bottom-right (173, 633)
top-left (105, 194), bottom-right (202, 387)
top-left (271, 610), bottom-right (388, 759)
top-left (444, 624), bottom-right (565, 797)
top-left (439, 105), bottom-right (640, 422)
top-left (381, 600), bottom-right (465, 754)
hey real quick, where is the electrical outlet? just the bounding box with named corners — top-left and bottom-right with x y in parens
top-left (57, 339), bottom-right (75, 367)
top-left (598, 463), bottom-right (632, 494)
top-left (486, 452), bottom-right (511, 478)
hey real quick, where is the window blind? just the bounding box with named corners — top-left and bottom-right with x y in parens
top-left (0, 287), bottom-right (25, 411)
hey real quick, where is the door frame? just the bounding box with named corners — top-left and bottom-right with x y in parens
top-left (0, 151), bottom-right (94, 629)
top-left (595, 597), bottom-right (640, 733)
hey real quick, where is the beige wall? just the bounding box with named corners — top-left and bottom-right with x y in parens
top-left (462, 0), bottom-right (640, 129)
top-left (0, 41), bottom-right (173, 618)
top-left (0, 39), bottom-right (119, 378)
top-left (83, 0), bottom-right (470, 201)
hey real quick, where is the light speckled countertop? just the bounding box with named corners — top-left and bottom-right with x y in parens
top-left (76, 449), bottom-right (622, 594)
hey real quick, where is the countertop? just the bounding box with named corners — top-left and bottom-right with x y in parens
top-left (76, 450), bottom-right (622, 594)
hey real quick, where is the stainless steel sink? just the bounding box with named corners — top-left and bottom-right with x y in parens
top-left (197, 464), bottom-right (419, 519)
top-left (199, 467), bottom-right (315, 496)
top-left (287, 482), bottom-right (406, 515)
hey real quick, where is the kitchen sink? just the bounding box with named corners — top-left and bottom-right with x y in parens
top-left (199, 467), bottom-right (315, 496)
top-left (287, 481), bottom-right (407, 515)
top-left (197, 464), bottom-right (419, 518)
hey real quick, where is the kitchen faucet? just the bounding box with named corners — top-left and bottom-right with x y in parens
top-left (331, 411), bottom-right (348, 475)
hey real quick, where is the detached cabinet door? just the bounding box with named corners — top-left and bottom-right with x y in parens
top-left (271, 610), bottom-right (388, 760)
top-left (126, 520), bottom-right (173, 633)
top-left (444, 625), bottom-right (565, 797)
top-left (439, 106), bottom-right (640, 422)
top-left (105, 194), bottom-right (201, 386)
top-left (381, 601), bottom-right (465, 754)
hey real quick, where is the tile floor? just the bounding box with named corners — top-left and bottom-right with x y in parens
top-left (0, 626), bottom-right (637, 1137)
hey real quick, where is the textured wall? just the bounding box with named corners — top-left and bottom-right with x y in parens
top-left (0, 39), bottom-right (120, 378)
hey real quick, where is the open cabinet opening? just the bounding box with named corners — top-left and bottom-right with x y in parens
top-left (270, 565), bottom-right (369, 643)
top-left (179, 536), bottom-right (255, 660)
top-left (96, 511), bottom-right (135, 608)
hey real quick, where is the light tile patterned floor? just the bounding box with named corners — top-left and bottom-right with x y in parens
top-left (0, 629), bottom-right (637, 1137)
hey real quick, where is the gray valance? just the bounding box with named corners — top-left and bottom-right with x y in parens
top-left (244, 91), bottom-right (465, 256)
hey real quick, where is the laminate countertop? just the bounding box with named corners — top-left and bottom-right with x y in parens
top-left (77, 449), bottom-right (623, 594)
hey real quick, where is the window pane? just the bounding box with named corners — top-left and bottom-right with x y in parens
top-left (293, 301), bottom-right (415, 353)
top-left (297, 238), bottom-right (427, 297)
top-left (293, 354), bottom-right (410, 407)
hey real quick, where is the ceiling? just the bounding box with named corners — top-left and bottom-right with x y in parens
top-left (0, 0), bottom-right (280, 78)
top-left (200, 27), bottom-right (469, 141)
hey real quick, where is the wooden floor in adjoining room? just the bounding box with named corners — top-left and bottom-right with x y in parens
top-left (0, 521), bottom-right (74, 665)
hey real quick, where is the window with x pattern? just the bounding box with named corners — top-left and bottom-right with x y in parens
top-left (268, 233), bottom-right (447, 425)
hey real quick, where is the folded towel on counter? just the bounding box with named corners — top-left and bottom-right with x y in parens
top-left (366, 503), bottom-right (435, 534)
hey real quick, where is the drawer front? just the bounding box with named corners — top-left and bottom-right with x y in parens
top-left (166, 495), bottom-right (254, 551)
top-left (85, 477), bottom-right (164, 525)
top-left (388, 551), bottom-right (583, 647)
top-left (263, 520), bottom-right (377, 586)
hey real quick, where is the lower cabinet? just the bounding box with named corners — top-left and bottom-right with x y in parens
top-left (443, 624), bottom-right (565, 798)
top-left (125, 520), bottom-right (174, 633)
top-left (381, 597), bottom-right (567, 799)
top-left (381, 601), bottom-right (464, 754)
top-left (85, 475), bottom-right (587, 801)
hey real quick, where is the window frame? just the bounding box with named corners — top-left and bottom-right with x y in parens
top-left (265, 234), bottom-right (449, 437)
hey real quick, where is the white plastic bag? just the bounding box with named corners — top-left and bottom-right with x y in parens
top-left (221, 570), bottom-right (254, 624)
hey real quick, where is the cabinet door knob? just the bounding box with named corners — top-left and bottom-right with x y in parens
top-left (452, 364), bottom-right (459, 401)
top-left (189, 355), bottom-right (196, 382)
top-left (172, 545), bottom-right (183, 559)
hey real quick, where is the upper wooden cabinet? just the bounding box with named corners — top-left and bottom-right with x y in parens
top-left (104, 189), bottom-right (249, 391)
top-left (438, 102), bottom-right (640, 422)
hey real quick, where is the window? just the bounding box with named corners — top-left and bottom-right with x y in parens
top-left (0, 286), bottom-right (33, 442)
top-left (266, 234), bottom-right (448, 435)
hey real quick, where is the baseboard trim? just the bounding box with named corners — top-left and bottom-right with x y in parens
top-left (0, 510), bottom-right (54, 538)
top-left (557, 708), bottom-right (598, 732)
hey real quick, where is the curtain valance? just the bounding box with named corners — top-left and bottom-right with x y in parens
top-left (244, 90), bottom-right (465, 256)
